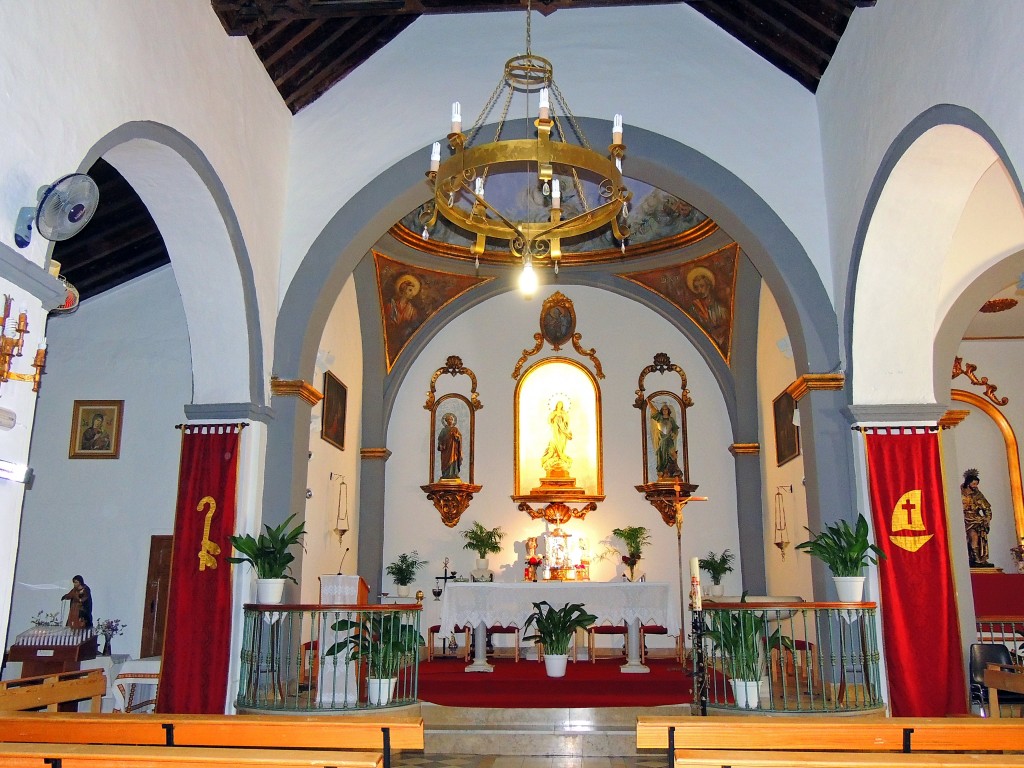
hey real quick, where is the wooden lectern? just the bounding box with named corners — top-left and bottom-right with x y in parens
top-left (8, 627), bottom-right (98, 679)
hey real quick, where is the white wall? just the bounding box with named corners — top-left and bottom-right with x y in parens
top-left (756, 284), bottom-right (813, 598)
top-left (381, 284), bottom-right (741, 636)
top-left (6, 267), bottom-right (191, 670)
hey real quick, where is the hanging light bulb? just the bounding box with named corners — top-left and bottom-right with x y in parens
top-left (519, 258), bottom-right (538, 297)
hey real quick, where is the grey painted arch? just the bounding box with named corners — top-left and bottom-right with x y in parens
top-left (81, 121), bottom-right (265, 408)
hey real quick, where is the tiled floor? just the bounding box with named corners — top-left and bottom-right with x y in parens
top-left (396, 756), bottom-right (665, 768)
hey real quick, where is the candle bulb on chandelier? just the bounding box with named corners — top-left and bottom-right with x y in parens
top-left (430, 142), bottom-right (441, 173)
top-left (538, 88), bottom-right (550, 121)
top-left (474, 177), bottom-right (485, 199)
top-left (451, 102), bottom-right (461, 134)
top-left (551, 179), bottom-right (560, 209)
top-left (613, 113), bottom-right (623, 145)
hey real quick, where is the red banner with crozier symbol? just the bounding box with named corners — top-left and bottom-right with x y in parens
top-left (863, 427), bottom-right (967, 716)
top-left (156, 425), bottom-right (242, 713)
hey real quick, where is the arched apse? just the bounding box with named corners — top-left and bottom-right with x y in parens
top-left (848, 107), bottom-right (1024, 407)
top-left (268, 123), bottom-right (845, 579)
top-left (82, 122), bottom-right (264, 407)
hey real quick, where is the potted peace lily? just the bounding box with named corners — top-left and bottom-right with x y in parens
top-left (703, 594), bottom-right (794, 709)
top-left (612, 526), bottom-right (652, 582)
top-left (461, 521), bottom-right (505, 580)
top-left (228, 513), bottom-right (306, 604)
top-left (698, 549), bottom-right (734, 597)
top-left (386, 551), bottom-right (428, 597)
top-left (324, 612), bottom-right (424, 706)
top-left (795, 513), bottom-right (886, 602)
top-left (522, 600), bottom-right (597, 678)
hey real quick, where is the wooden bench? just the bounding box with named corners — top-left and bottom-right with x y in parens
top-left (0, 669), bottom-right (106, 713)
top-left (0, 712), bottom-right (423, 768)
top-left (637, 715), bottom-right (1024, 768)
top-left (0, 742), bottom-right (383, 768)
top-left (985, 662), bottom-right (1024, 718)
top-left (671, 748), bottom-right (1024, 767)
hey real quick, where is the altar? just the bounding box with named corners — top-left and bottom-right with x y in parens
top-left (440, 581), bottom-right (679, 673)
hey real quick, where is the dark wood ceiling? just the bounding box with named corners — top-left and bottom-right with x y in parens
top-left (54, 0), bottom-right (871, 302)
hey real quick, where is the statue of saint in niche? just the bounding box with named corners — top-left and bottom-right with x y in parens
top-left (962, 468), bottom-right (993, 567)
top-left (436, 412), bottom-right (463, 481)
top-left (541, 399), bottom-right (573, 476)
top-left (649, 400), bottom-right (683, 480)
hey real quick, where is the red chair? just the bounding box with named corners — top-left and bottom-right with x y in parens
top-left (639, 624), bottom-right (684, 664)
top-left (426, 624), bottom-right (471, 661)
top-left (587, 622), bottom-right (627, 663)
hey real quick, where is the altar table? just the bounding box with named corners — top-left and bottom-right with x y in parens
top-left (439, 581), bottom-right (679, 673)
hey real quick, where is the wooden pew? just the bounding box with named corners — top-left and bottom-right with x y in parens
top-left (0, 669), bottom-right (105, 713)
top-left (0, 711), bottom-right (423, 768)
top-left (637, 715), bottom-right (1024, 768)
top-left (672, 749), bottom-right (1024, 767)
top-left (985, 662), bottom-right (1024, 718)
top-left (0, 742), bottom-right (383, 768)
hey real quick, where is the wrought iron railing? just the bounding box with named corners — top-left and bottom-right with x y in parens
top-left (237, 603), bottom-right (423, 712)
top-left (976, 616), bottom-right (1024, 662)
top-left (695, 601), bottom-right (884, 713)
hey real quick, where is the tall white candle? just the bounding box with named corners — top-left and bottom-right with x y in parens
top-left (690, 556), bottom-right (700, 580)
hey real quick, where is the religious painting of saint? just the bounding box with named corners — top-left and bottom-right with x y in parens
top-left (772, 389), bottom-right (800, 467)
top-left (618, 242), bottom-right (739, 363)
top-left (374, 252), bottom-right (494, 371)
top-left (540, 292), bottom-right (576, 349)
top-left (69, 400), bottom-right (123, 460)
top-left (321, 371), bottom-right (347, 451)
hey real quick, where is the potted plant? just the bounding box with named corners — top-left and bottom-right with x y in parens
top-left (698, 549), bottom-right (734, 597)
top-left (324, 612), bottom-right (424, 706)
top-left (228, 513), bottom-right (306, 604)
top-left (522, 600), bottom-right (597, 678)
top-left (386, 551), bottom-right (428, 597)
top-left (461, 521), bottom-right (505, 579)
top-left (703, 594), bottom-right (793, 709)
top-left (612, 526), bottom-right (652, 581)
top-left (795, 513), bottom-right (886, 602)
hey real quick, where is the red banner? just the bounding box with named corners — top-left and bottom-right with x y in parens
top-left (863, 428), bottom-right (967, 716)
top-left (156, 425), bottom-right (242, 713)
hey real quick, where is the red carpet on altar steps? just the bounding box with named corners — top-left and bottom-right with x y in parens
top-left (418, 657), bottom-right (694, 708)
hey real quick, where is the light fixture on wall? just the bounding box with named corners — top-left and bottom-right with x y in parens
top-left (422, 0), bottom-right (631, 293)
top-left (0, 296), bottom-right (46, 393)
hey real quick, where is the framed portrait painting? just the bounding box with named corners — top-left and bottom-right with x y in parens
top-left (321, 371), bottom-right (347, 451)
top-left (772, 389), bottom-right (800, 467)
top-left (69, 400), bottom-right (124, 459)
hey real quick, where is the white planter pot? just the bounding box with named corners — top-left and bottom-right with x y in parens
top-left (730, 679), bottom-right (762, 709)
top-left (833, 576), bottom-right (866, 603)
top-left (396, 584), bottom-right (411, 598)
top-left (255, 578), bottom-right (286, 604)
top-left (475, 558), bottom-right (490, 571)
top-left (543, 654), bottom-right (569, 678)
top-left (367, 677), bottom-right (397, 706)
top-left (708, 583), bottom-right (725, 597)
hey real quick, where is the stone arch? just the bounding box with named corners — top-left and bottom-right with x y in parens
top-left (83, 121), bottom-right (264, 406)
top-left (848, 106), bottom-right (1024, 406)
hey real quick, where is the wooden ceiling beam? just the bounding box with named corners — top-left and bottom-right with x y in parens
top-left (262, 19), bottom-right (327, 67)
top-left (770, 0), bottom-right (843, 44)
top-left (273, 18), bottom-right (360, 88)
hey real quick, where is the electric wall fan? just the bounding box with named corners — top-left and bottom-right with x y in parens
top-left (14, 173), bottom-right (100, 248)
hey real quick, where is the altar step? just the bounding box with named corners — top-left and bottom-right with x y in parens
top-left (421, 703), bottom-right (691, 756)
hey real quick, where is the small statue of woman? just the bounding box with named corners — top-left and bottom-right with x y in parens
top-left (61, 575), bottom-right (93, 629)
top-left (541, 400), bottom-right (573, 475)
top-left (962, 468), bottom-right (993, 567)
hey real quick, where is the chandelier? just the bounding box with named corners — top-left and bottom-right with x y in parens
top-left (422, 3), bottom-right (632, 295)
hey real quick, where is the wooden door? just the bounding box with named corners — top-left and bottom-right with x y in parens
top-left (140, 535), bottom-right (172, 658)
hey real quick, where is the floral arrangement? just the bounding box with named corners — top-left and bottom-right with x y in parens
top-left (95, 618), bottom-right (126, 639)
top-left (527, 556), bottom-right (543, 567)
top-left (1011, 544), bottom-right (1024, 562)
top-left (31, 610), bottom-right (62, 627)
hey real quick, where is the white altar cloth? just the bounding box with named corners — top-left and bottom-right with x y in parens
top-left (440, 582), bottom-right (679, 673)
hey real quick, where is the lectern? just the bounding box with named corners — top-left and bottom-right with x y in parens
top-left (317, 574), bottom-right (369, 706)
top-left (8, 626), bottom-right (98, 679)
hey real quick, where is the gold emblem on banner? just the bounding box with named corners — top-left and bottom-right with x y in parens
top-left (889, 489), bottom-right (934, 552)
top-left (196, 495), bottom-right (221, 570)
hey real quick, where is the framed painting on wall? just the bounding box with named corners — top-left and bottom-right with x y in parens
top-left (321, 371), bottom-right (347, 451)
top-left (69, 400), bottom-right (124, 459)
top-left (772, 389), bottom-right (800, 467)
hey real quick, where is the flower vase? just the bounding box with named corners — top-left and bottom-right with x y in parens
top-left (101, 635), bottom-right (112, 656)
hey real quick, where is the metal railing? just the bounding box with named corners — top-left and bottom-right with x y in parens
top-left (237, 603), bottom-right (423, 712)
top-left (976, 616), bottom-right (1024, 662)
top-left (695, 601), bottom-right (884, 713)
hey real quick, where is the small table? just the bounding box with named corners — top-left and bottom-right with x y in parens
top-left (440, 581), bottom-right (678, 673)
top-left (111, 657), bottom-right (161, 713)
